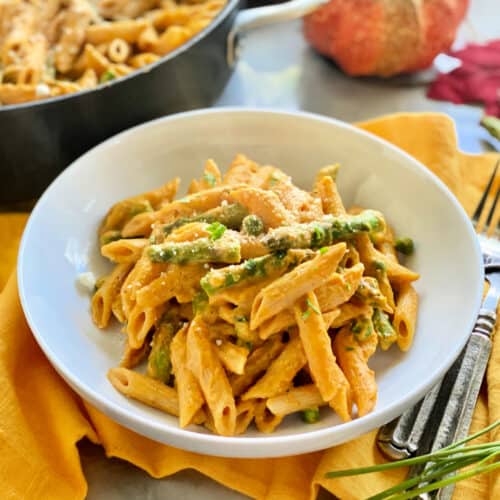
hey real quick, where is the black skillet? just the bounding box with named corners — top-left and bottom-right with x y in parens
top-left (0, 0), bottom-right (323, 202)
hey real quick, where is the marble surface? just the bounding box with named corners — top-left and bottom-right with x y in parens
top-left (82, 1), bottom-right (499, 498)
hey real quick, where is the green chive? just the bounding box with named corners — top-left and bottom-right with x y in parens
top-left (325, 418), bottom-right (500, 500)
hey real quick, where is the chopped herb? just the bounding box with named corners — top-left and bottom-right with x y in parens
top-left (269, 174), bottom-right (280, 186)
top-left (236, 338), bottom-right (253, 350)
top-left (395, 237), bottom-right (415, 256)
top-left (345, 346), bottom-right (355, 351)
top-left (319, 246), bottom-right (329, 255)
top-left (206, 221), bottom-right (227, 241)
top-left (301, 407), bottom-right (320, 424)
top-left (306, 298), bottom-right (321, 315)
top-left (236, 316), bottom-right (248, 322)
top-left (100, 70), bottom-right (116, 83)
top-left (203, 172), bottom-right (217, 187)
top-left (302, 308), bottom-right (312, 320)
top-left (192, 291), bottom-right (209, 315)
top-left (351, 321), bottom-right (362, 334)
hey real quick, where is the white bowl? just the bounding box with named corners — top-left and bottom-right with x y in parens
top-left (18, 108), bottom-right (483, 458)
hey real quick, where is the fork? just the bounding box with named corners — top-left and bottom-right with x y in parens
top-left (377, 159), bottom-right (500, 499)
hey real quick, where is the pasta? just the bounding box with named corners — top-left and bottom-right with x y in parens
top-left (0, 0), bottom-right (226, 105)
top-left (90, 154), bottom-right (420, 434)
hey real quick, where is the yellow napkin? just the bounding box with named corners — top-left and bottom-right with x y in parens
top-left (1, 113), bottom-right (499, 500)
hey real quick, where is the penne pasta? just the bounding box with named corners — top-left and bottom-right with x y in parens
top-left (314, 173), bottom-right (346, 216)
top-left (235, 400), bottom-right (256, 435)
top-left (126, 302), bottom-right (167, 349)
top-left (120, 337), bottom-right (151, 368)
top-left (215, 340), bottom-right (249, 375)
top-left (314, 263), bottom-right (364, 313)
top-left (394, 283), bottom-right (418, 351)
top-left (229, 337), bottom-right (285, 397)
top-left (229, 186), bottom-right (292, 228)
top-left (136, 263), bottom-right (205, 307)
top-left (101, 238), bottom-right (149, 263)
top-left (108, 367), bottom-right (179, 416)
top-left (186, 316), bottom-right (236, 436)
top-left (254, 400), bottom-right (283, 433)
top-left (250, 243), bottom-right (347, 329)
top-left (333, 327), bottom-right (377, 417)
top-left (0, 0), bottom-right (226, 103)
top-left (241, 335), bottom-right (306, 400)
top-left (267, 384), bottom-right (325, 417)
top-left (294, 291), bottom-right (352, 420)
top-left (91, 155), bottom-right (419, 435)
top-left (86, 20), bottom-right (149, 45)
top-left (170, 325), bottom-right (205, 427)
top-left (258, 310), bottom-right (295, 340)
top-left (92, 262), bottom-right (133, 328)
top-left (330, 303), bottom-right (373, 329)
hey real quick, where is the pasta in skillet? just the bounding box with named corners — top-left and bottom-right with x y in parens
top-left (90, 154), bottom-right (419, 436)
top-left (0, 0), bottom-right (226, 105)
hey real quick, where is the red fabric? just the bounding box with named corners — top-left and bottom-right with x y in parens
top-left (427, 40), bottom-right (500, 117)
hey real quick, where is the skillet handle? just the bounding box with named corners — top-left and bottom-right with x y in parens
top-left (227, 0), bottom-right (328, 66)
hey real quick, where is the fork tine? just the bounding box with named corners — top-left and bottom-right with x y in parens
top-left (472, 159), bottom-right (500, 226)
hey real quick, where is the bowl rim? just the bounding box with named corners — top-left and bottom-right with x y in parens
top-left (17, 107), bottom-right (484, 457)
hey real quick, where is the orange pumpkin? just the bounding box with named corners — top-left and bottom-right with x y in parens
top-left (303, 0), bottom-right (469, 77)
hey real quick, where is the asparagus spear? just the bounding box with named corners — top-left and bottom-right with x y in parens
top-left (147, 316), bottom-right (179, 384)
top-left (200, 249), bottom-right (314, 295)
top-left (263, 210), bottom-right (385, 251)
top-left (372, 308), bottom-right (397, 350)
top-left (161, 203), bottom-right (248, 235)
top-left (149, 231), bottom-right (241, 264)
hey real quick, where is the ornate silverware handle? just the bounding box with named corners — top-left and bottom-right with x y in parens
top-left (415, 308), bottom-right (496, 500)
